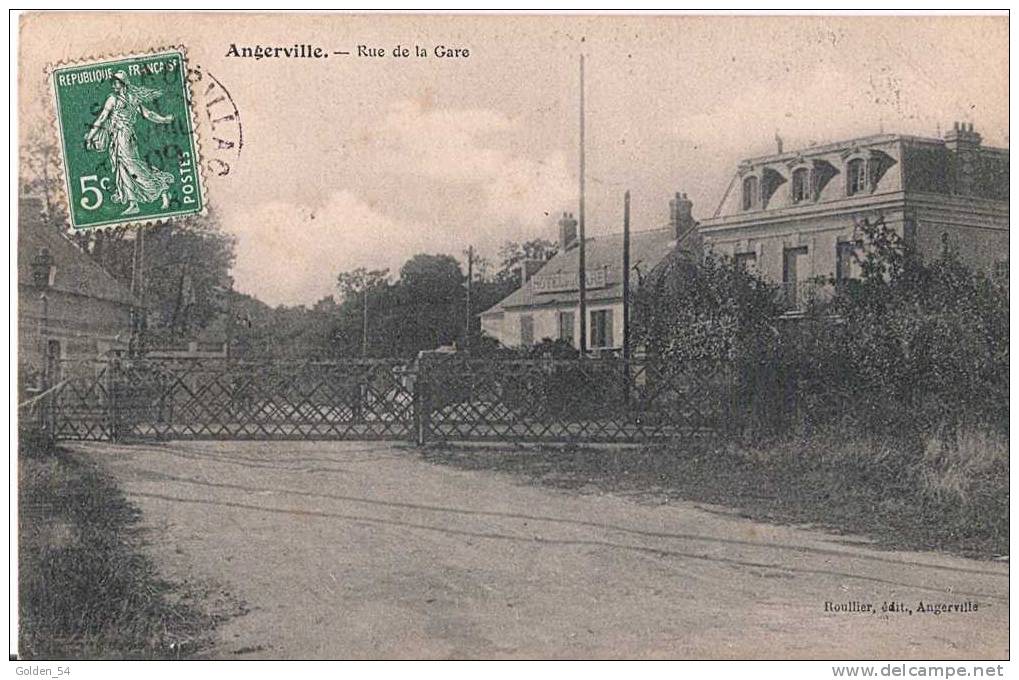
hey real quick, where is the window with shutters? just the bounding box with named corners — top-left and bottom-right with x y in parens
top-left (589, 309), bottom-right (613, 348)
top-left (791, 167), bottom-right (810, 202)
top-left (781, 247), bottom-right (809, 311)
top-left (734, 251), bottom-right (757, 272)
top-left (836, 240), bottom-right (863, 284)
top-left (847, 158), bottom-right (867, 195)
top-left (519, 314), bottom-right (534, 346)
top-left (557, 311), bottom-right (575, 345)
top-left (742, 175), bottom-right (759, 211)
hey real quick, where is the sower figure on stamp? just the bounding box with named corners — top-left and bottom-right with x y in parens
top-left (84, 70), bottom-right (175, 216)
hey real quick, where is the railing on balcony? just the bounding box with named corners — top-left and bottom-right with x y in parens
top-left (776, 280), bottom-right (824, 313)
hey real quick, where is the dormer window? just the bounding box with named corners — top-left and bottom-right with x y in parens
top-left (847, 158), bottom-right (867, 195)
top-left (742, 175), bottom-right (759, 211)
top-left (791, 167), bottom-right (810, 203)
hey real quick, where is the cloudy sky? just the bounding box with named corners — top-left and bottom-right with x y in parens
top-left (20, 14), bottom-right (1009, 306)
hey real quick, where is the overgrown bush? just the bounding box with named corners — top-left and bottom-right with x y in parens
top-left (633, 250), bottom-right (787, 435)
top-left (630, 218), bottom-right (1007, 555)
top-left (796, 216), bottom-right (1009, 447)
top-left (636, 217), bottom-right (1008, 449)
top-left (634, 251), bottom-right (781, 363)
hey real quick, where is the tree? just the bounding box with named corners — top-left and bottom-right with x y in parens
top-left (812, 216), bottom-right (1010, 439)
top-left (332, 268), bottom-right (393, 357)
top-left (330, 253), bottom-right (476, 358)
top-left (398, 254), bottom-right (464, 302)
top-left (495, 238), bottom-right (558, 284)
top-left (222, 290), bottom-right (274, 358)
top-left (464, 250), bottom-right (492, 282)
top-left (336, 268), bottom-right (390, 302)
top-left (634, 251), bottom-right (780, 363)
top-left (392, 254), bottom-right (466, 353)
top-left (89, 209), bottom-right (237, 345)
top-left (20, 122), bottom-right (237, 348)
top-left (20, 122), bottom-right (67, 227)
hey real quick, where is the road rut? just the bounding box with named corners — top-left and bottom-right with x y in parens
top-left (66, 441), bottom-right (1008, 659)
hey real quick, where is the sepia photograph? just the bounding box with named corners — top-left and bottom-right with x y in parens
top-left (11, 10), bottom-right (1010, 667)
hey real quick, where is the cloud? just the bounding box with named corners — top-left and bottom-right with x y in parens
top-left (377, 100), bottom-right (575, 227)
top-left (674, 62), bottom-right (937, 157)
top-left (484, 150), bottom-right (575, 228)
top-left (379, 99), bottom-right (513, 183)
top-left (228, 191), bottom-right (434, 307)
top-left (227, 103), bottom-right (581, 307)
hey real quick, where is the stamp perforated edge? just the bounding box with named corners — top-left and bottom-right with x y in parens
top-left (44, 44), bottom-right (209, 233)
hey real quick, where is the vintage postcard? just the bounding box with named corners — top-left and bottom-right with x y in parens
top-left (13, 11), bottom-right (1009, 667)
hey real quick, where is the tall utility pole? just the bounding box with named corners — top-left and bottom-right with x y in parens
top-left (225, 278), bottom-right (235, 363)
top-left (129, 229), bottom-right (140, 354)
top-left (578, 53), bottom-right (588, 356)
top-left (130, 226), bottom-right (147, 354)
top-left (465, 245), bottom-right (473, 353)
top-left (138, 226), bottom-right (145, 304)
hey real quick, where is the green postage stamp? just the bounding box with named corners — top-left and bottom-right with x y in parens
top-left (50, 48), bottom-right (204, 230)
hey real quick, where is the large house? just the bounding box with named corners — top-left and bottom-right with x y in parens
top-left (18, 197), bottom-right (139, 380)
top-left (480, 194), bottom-right (697, 350)
top-left (700, 123), bottom-right (1009, 311)
top-left (481, 123), bottom-right (1008, 346)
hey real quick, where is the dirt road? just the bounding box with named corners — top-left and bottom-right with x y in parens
top-left (66, 441), bottom-right (1008, 659)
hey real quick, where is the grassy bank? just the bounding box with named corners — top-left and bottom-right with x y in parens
top-left (18, 445), bottom-right (226, 659)
top-left (419, 426), bottom-right (1008, 559)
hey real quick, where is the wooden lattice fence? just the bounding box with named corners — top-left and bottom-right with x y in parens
top-left (43, 355), bottom-right (743, 445)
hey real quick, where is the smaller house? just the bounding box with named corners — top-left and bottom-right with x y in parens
top-left (18, 197), bottom-right (140, 382)
top-left (480, 193), bottom-right (697, 351)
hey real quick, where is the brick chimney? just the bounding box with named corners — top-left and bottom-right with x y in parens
top-left (516, 258), bottom-right (546, 285)
top-left (669, 192), bottom-right (702, 261)
top-left (945, 121), bottom-right (982, 151)
top-left (669, 192), bottom-right (695, 239)
top-left (944, 122), bottom-right (983, 196)
top-left (557, 212), bottom-right (578, 250)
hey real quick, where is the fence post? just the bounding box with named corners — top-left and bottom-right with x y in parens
top-left (413, 366), bottom-right (431, 446)
top-left (352, 362), bottom-right (365, 423)
top-left (107, 358), bottom-right (119, 442)
top-left (39, 361), bottom-right (55, 446)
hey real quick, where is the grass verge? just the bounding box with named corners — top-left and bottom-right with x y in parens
top-left (18, 444), bottom-right (232, 659)
top-left (419, 425), bottom-right (1008, 560)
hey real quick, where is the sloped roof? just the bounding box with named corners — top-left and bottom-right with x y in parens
top-left (481, 227), bottom-right (678, 316)
top-left (18, 198), bottom-right (140, 307)
top-left (709, 132), bottom-right (1009, 220)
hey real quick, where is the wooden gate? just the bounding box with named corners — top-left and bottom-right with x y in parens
top-left (415, 355), bottom-right (732, 444)
top-left (51, 358), bottom-right (415, 441)
top-left (45, 356), bottom-right (735, 444)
